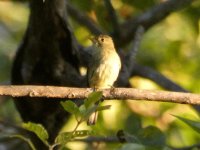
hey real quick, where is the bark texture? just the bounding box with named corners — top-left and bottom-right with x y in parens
top-left (11, 0), bottom-right (85, 149)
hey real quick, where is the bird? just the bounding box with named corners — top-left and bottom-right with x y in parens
top-left (87, 34), bottom-right (121, 125)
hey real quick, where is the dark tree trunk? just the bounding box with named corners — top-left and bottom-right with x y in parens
top-left (11, 0), bottom-right (85, 149)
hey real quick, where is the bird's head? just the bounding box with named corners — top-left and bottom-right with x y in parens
top-left (90, 34), bottom-right (115, 50)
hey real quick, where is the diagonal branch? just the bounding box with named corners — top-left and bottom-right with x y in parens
top-left (0, 85), bottom-right (200, 105)
top-left (124, 26), bottom-right (144, 72)
top-left (66, 4), bottom-right (103, 35)
top-left (118, 0), bottom-right (195, 46)
top-left (132, 63), bottom-right (188, 92)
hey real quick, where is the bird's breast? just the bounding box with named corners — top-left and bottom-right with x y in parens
top-left (89, 51), bottom-right (121, 88)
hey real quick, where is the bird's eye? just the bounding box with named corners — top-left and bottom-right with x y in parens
top-left (101, 38), bottom-right (104, 42)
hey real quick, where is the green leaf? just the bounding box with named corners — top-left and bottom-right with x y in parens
top-left (55, 132), bottom-right (73, 145)
top-left (22, 122), bottom-right (49, 146)
top-left (79, 105), bottom-right (97, 121)
top-left (118, 127), bottom-right (165, 149)
top-left (10, 134), bottom-right (36, 150)
top-left (73, 130), bottom-right (94, 137)
top-left (61, 101), bottom-right (80, 117)
top-left (125, 114), bottom-right (142, 135)
top-left (173, 115), bottom-right (200, 134)
top-left (96, 105), bottom-right (111, 111)
top-left (75, 91), bottom-right (103, 121)
top-left (79, 105), bottom-right (87, 115)
top-left (55, 130), bottom-right (93, 145)
top-left (84, 91), bottom-right (103, 108)
top-left (137, 126), bottom-right (165, 147)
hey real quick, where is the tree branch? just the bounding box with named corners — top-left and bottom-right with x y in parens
top-left (124, 26), bottom-right (144, 72)
top-left (118, 0), bottom-right (195, 46)
top-left (132, 64), bottom-right (188, 92)
top-left (71, 135), bottom-right (200, 150)
top-left (0, 85), bottom-right (200, 105)
top-left (66, 4), bottom-right (103, 35)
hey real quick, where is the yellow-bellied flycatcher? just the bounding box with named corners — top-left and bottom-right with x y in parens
top-left (87, 34), bottom-right (121, 125)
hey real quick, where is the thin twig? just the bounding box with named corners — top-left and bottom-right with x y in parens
top-left (118, 0), bottom-right (195, 46)
top-left (0, 85), bottom-right (199, 105)
top-left (72, 121), bottom-right (81, 134)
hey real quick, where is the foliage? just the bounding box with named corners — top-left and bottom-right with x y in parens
top-left (173, 115), bottom-right (200, 135)
top-left (10, 134), bottom-right (37, 150)
top-left (22, 122), bottom-right (49, 146)
top-left (0, 0), bottom-right (200, 150)
top-left (10, 92), bottom-right (103, 150)
top-left (12, 91), bottom-right (169, 150)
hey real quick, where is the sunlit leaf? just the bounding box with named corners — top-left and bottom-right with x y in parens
top-left (96, 105), bottom-right (111, 111)
top-left (55, 130), bottom-right (93, 145)
top-left (73, 130), bottom-right (94, 137)
top-left (55, 132), bottom-right (73, 145)
top-left (22, 122), bottom-right (49, 146)
top-left (79, 105), bottom-right (97, 121)
top-left (84, 91), bottom-right (103, 108)
top-left (79, 105), bottom-right (87, 115)
top-left (78, 91), bottom-right (103, 121)
top-left (173, 115), bottom-right (200, 134)
top-left (61, 101), bottom-right (80, 117)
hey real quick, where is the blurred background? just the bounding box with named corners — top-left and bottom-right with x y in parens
top-left (0, 0), bottom-right (200, 149)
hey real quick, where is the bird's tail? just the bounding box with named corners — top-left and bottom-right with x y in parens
top-left (87, 111), bottom-right (98, 125)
